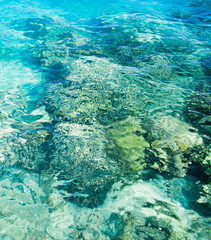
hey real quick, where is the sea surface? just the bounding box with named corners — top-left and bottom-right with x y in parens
top-left (0, 0), bottom-right (210, 239)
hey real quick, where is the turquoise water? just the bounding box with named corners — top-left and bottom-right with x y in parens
top-left (0, 0), bottom-right (210, 239)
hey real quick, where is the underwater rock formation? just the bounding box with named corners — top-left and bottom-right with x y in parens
top-left (144, 115), bottom-right (204, 177)
top-left (105, 210), bottom-right (189, 240)
top-left (186, 92), bottom-right (211, 135)
top-left (190, 149), bottom-right (211, 216)
top-left (106, 117), bottom-right (150, 174)
top-left (42, 56), bottom-right (146, 125)
top-left (48, 123), bottom-right (119, 208)
top-left (0, 122), bottom-right (120, 208)
top-left (105, 115), bottom-right (207, 180)
top-left (197, 183), bottom-right (211, 216)
top-left (3, 16), bottom-right (210, 213)
top-left (32, 26), bottom-right (75, 69)
top-left (0, 123), bottom-right (50, 171)
top-left (10, 17), bottom-right (54, 40)
top-left (100, 179), bottom-right (208, 240)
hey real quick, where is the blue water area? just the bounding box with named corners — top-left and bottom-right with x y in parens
top-left (0, 0), bottom-right (210, 239)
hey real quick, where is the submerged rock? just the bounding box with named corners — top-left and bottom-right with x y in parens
top-left (5, 14), bottom-right (209, 212)
top-left (195, 183), bottom-right (211, 216)
top-left (48, 123), bottom-right (119, 208)
top-left (201, 149), bottom-right (211, 177)
top-left (0, 127), bottom-right (50, 173)
top-left (184, 145), bottom-right (211, 181)
top-left (0, 122), bottom-right (119, 208)
top-left (10, 16), bottom-right (76, 77)
top-left (149, 115), bottom-right (203, 150)
top-left (10, 17), bottom-right (54, 40)
top-left (101, 180), bottom-right (203, 240)
top-left (145, 115), bottom-right (203, 177)
top-left (43, 57), bottom-right (146, 125)
top-left (33, 26), bottom-right (75, 69)
top-left (106, 117), bottom-right (150, 174)
top-left (143, 55), bottom-right (173, 80)
top-left (105, 115), bottom-right (206, 179)
top-left (186, 92), bottom-right (211, 134)
top-left (185, 92), bottom-right (211, 181)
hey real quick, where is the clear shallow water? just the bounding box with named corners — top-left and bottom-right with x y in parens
top-left (0, 0), bottom-right (210, 239)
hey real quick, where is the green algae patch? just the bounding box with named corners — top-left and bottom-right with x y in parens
top-left (106, 117), bottom-right (150, 173)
